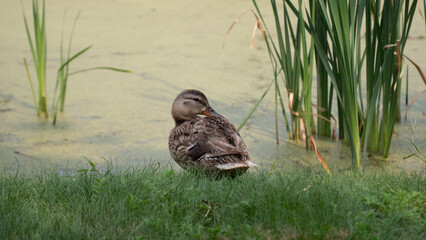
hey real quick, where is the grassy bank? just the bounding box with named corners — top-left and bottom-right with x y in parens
top-left (1, 165), bottom-right (424, 239)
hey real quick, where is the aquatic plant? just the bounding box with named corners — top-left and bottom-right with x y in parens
top-left (311, 0), bottom-right (332, 138)
top-left (304, 0), bottom-right (417, 167)
top-left (250, 0), bottom-right (316, 146)
top-left (51, 11), bottom-right (131, 125)
top-left (362, 0), bottom-right (417, 159)
top-left (424, 0), bottom-right (426, 30)
top-left (227, 0), bottom-right (330, 174)
top-left (22, 0), bottom-right (48, 118)
top-left (51, 11), bottom-right (91, 125)
top-left (308, 0), bottom-right (366, 170)
top-left (21, 0), bottom-right (131, 124)
top-left (247, 0), bottom-right (363, 169)
top-left (232, 0), bottom-right (419, 170)
top-left (402, 121), bottom-right (425, 162)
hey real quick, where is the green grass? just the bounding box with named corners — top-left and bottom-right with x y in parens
top-left (1, 164), bottom-right (424, 239)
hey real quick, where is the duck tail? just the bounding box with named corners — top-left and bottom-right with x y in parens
top-left (215, 160), bottom-right (257, 171)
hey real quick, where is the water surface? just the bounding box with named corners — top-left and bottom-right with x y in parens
top-left (1, 0), bottom-right (425, 173)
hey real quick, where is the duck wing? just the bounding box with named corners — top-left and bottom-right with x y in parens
top-left (169, 116), bottom-right (252, 170)
top-left (193, 116), bottom-right (248, 156)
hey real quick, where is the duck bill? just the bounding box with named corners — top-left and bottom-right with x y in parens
top-left (202, 106), bottom-right (222, 117)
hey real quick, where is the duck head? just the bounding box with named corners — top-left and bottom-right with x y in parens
top-left (171, 89), bottom-right (222, 126)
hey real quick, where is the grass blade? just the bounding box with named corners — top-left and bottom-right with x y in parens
top-left (24, 58), bottom-right (39, 114)
top-left (58, 45), bottom-right (92, 72)
top-left (69, 67), bottom-right (132, 75)
top-left (238, 79), bottom-right (274, 131)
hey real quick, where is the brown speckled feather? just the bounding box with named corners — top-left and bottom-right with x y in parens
top-left (169, 116), bottom-right (252, 172)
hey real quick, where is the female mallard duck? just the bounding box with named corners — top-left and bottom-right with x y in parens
top-left (168, 89), bottom-right (257, 175)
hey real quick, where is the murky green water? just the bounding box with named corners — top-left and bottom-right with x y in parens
top-left (1, 0), bottom-right (425, 173)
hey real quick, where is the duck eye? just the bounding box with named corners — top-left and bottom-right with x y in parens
top-left (193, 98), bottom-right (201, 102)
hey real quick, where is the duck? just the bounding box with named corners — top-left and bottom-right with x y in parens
top-left (168, 89), bottom-right (257, 176)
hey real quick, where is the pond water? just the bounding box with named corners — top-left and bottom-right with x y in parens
top-left (1, 0), bottom-right (425, 174)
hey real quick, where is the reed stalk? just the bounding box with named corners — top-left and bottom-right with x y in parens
top-left (306, 0), bottom-right (366, 170)
top-left (252, 0), bottom-right (313, 142)
top-left (299, 0), bottom-right (315, 148)
top-left (22, 0), bottom-right (48, 118)
top-left (52, 11), bottom-right (81, 124)
top-left (311, 0), bottom-right (331, 137)
top-left (23, 58), bottom-right (38, 114)
top-left (51, 10), bottom-right (94, 124)
top-left (363, 0), bottom-right (417, 158)
top-left (406, 66), bottom-right (409, 105)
